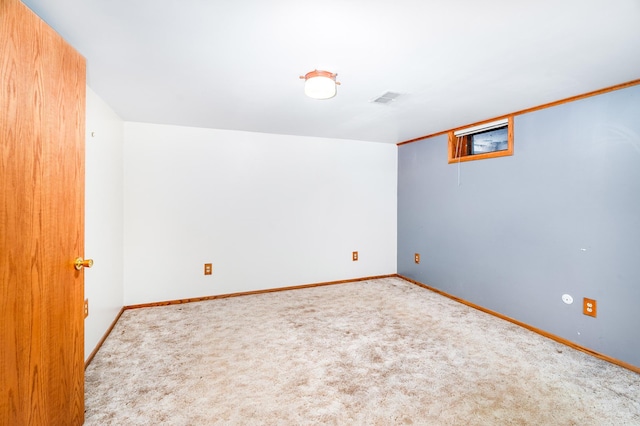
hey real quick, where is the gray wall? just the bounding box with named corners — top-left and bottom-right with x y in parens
top-left (398, 84), bottom-right (640, 368)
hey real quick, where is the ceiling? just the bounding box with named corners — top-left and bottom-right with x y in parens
top-left (22, 0), bottom-right (640, 144)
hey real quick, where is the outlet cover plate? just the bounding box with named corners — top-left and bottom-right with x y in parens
top-left (583, 298), bottom-right (597, 317)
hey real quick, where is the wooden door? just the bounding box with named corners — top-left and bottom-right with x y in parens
top-left (1, 0), bottom-right (86, 424)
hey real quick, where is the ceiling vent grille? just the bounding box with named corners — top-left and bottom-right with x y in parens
top-left (372, 91), bottom-right (401, 104)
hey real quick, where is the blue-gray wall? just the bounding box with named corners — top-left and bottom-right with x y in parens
top-left (398, 84), bottom-right (640, 368)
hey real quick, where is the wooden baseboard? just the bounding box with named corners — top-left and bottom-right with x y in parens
top-left (85, 307), bottom-right (125, 370)
top-left (396, 274), bottom-right (640, 375)
top-left (85, 275), bottom-right (394, 367)
top-left (90, 275), bottom-right (638, 375)
top-left (124, 274), bottom-right (398, 310)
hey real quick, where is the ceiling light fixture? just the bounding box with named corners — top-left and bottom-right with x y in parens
top-left (300, 70), bottom-right (340, 100)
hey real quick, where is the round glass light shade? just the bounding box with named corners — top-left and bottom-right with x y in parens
top-left (304, 75), bottom-right (336, 99)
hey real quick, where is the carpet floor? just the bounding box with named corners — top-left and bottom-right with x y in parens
top-left (84, 277), bottom-right (640, 425)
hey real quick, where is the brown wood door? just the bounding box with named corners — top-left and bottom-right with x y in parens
top-left (1, 0), bottom-right (86, 424)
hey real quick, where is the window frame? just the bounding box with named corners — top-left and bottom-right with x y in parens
top-left (448, 116), bottom-right (514, 163)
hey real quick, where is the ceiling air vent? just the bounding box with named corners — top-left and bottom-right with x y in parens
top-left (372, 91), bottom-right (401, 104)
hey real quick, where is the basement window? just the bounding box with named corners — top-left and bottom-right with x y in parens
top-left (448, 116), bottom-right (513, 163)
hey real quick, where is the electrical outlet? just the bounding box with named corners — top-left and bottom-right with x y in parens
top-left (415, 253), bottom-right (420, 264)
top-left (204, 263), bottom-right (213, 275)
top-left (583, 298), bottom-right (597, 317)
top-left (84, 299), bottom-right (89, 318)
top-left (352, 251), bottom-right (358, 261)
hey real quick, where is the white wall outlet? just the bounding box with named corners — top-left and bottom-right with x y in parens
top-left (562, 294), bottom-right (573, 305)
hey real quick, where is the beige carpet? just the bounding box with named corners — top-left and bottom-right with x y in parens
top-left (85, 277), bottom-right (640, 425)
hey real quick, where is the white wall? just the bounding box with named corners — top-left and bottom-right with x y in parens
top-left (85, 86), bottom-right (124, 361)
top-left (123, 123), bottom-right (397, 305)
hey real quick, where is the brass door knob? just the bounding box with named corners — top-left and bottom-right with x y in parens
top-left (74, 257), bottom-right (94, 271)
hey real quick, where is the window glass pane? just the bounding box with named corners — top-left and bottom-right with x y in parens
top-left (471, 126), bottom-right (508, 154)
